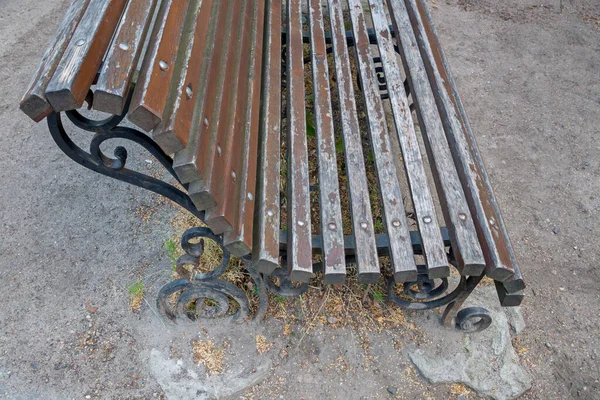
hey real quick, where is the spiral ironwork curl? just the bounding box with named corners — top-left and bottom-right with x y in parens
top-left (387, 265), bottom-right (466, 311)
top-left (455, 307), bottom-right (492, 333)
top-left (156, 227), bottom-right (268, 322)
top-left (47, 91), bottom-right (204, 220)
top-left (264, 267), bottom-right (309, 298)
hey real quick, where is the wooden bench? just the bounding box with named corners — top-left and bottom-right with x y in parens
top-left (21, 0), bottom-right (525, 332)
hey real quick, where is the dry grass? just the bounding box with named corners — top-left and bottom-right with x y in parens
top-left (255, 335), bottom-right (274, 355)
top-left (450, 383), bottom-right (473, 397)
top-left (167, 202), bottom-right (427, 335)
top-left (192, 340), bottom-right (225, 375)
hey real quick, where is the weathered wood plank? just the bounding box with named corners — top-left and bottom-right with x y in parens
top-left (327, 0), bottom-right (380, 284)
top-left (188, 0), bottom-right (239, 210)
top-left (152, 0), bottom-right (215, 154)
top-left (388, 0), bottom-right (486, 276)
top-left (20, 0), bottom-right (91, 121)
top-left (46, 0), bottom-right (128, 112)
top-left (309, 0), bottom-right (346, 284)
top-left (127, 0), bottom-right (190, 132)
top-left (223, 0), bottom-right (266, 257)
top-left (94, 0), bottom-right (158, 115)
top-left (348, 0), bottom-right (418, 282)
top-left (410, 0), bottom-right (523, 288)
top-left (367, 0), bottom-right (448, 280)
top-left (172, 0), bottom-right (227, 184)
top-left (277, 0), bottom-right (313, 280)
top-left (252, 0), bottom-right (283, 275)
top-left (204, 0), bottom-right (253, 234)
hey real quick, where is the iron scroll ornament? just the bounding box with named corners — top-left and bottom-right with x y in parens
top-left (46, 96), bottom-right (204, 221)
top-left (46, 93), bottom-right (268, 322)
top-left (45, 91), bottom-right (492, 332)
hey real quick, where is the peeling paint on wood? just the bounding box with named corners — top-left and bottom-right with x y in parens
top-left (253, 0), bottom-right (282, 275)
top-left (389, 0), bottom-right (486, 276)
top-left (20, 0), bottom-right (91, 121)
top-left (46, 0), bottom-right (128, 112)
top-left (127, 0), bottom-right (190, 132)
top-left (350, 0), bottom-right (419, 282)
top-left (94, 0), bottom-right (158, 116)
top-left (327, 0), bottom-right (380, 284)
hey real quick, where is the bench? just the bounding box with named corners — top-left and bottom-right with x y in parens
top-left (20, 0), bottom-right (525, 332)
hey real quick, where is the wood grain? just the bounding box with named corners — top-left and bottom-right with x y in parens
top-left (153, 0), bottom-right (216, 154)
top-left (412, 0), bottom-right (524, 289)
top-left (171, 0), bottom-right (227, 184)
top-left (94, 0), bottom-right (158, 115)
top-left (204, 0), bottom-right (252, 235)
top-left (46, 0), bottom-right (128, 112)
top-left (281, 0), bottom-right (313, 281)
top-left (127, 0), bottom-right (190, 132)
top-left (349, 0), bottom-right (419, 282)
top-left (252, 0), bottom-right (283, 275)
top-left (327, 0), bottom-right (380, 284)
top-left (223, 0), bottom-right (266, 257)
top-left (310, 0), bottom-right (347, 284)
top-left (188, 0), bottom-right (240, 211)
top-left (20, 0), bottom-right (91, 121)
top-left (389, 0), bottom-right (486, 276)
top-left (367, 0), bottom-right (448, 280)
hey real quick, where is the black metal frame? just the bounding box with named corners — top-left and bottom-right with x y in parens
top-left (45, 30), bottom-right (492, 334)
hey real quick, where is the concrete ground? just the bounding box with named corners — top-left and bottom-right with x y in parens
top-left (0, 0), bottom-right (599, 399)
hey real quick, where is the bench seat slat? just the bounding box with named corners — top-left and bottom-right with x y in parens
top-left (389, 0), bottom-right (486, 276)
top-left (205, 0), bottom-right (254, 234)
top-left (411, 0), bottom-right (524, 289)
top-left (253, 0), bottom-right (283, 275)
top-left (20, 0), bottom-right (91, 122)
top-left (172, 0), bottom-right (227, 184)
top-left (349, 0), bottom-right (419, 282)
top-left (188, 0), bottom-right (240, 210)
top-left (94, 0), bottom-right (158, 116)
top-left (309, 0), bottom-right (346, 284)
top-left (127, 0), bottom-right (190, 132)
top-left (223, 0), bottom-right (266, 257)
top-left (46, 0), bottom-right (128, 112)
top-left (283, 0), bottom-right (313, 281)
top-left (153, 0), bottom-right (216, 155)
top-left (368, 0), bottom-right (448, 280)
top-left (328, 0), bottom-right (380, 284)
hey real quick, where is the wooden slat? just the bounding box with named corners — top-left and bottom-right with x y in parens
top-left (310, 0), bottom-right (347, 284)
top-left (127, 0), bottom-right (190, 132)
top-left (20, 0), bottom-right (91, 121)
top-left (367, 0), bottom-right (448, 280)
top-left (46, 0), bottom-right (128, 112)
top-left (277, 0), bottom-right (313, 281)
top-left (172, 0), bottom-right (227, 184)
top-left (94, 0), bottom-right (158, 115)
top-left (188, 1), bottom-right (245, 210)
top-left (388, 0), bottom-right (486, 276)
top-left (223, 0), bottom-right (266, 258)
top-left (348, 0), bottom-right (418, 282)
top-left (153, 0), bottom-right (216, 154)
top-left (327, 0), bottom-right (380, 284)
top-left (409, 0), bottom-right (523, 288)
top-left (204, 0), bottom-right (253, 234)
top-left (252, 0), bottom-right (282, 275)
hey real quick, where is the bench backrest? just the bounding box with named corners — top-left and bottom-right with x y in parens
top-left (20, 0), bottom-right (524, 296)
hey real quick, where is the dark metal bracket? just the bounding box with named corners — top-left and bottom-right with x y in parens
top-left (46, 79), bottom-right (490, 333)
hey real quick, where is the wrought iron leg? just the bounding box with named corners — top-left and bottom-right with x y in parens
top-left (388, 265), bottom-right (492, 333)
top-left (441, 274), bottom-right (492, 333)
top-left (47, 96), bottom-right (268, 323)
top-left (156, 227), bottom-right (269, 322)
